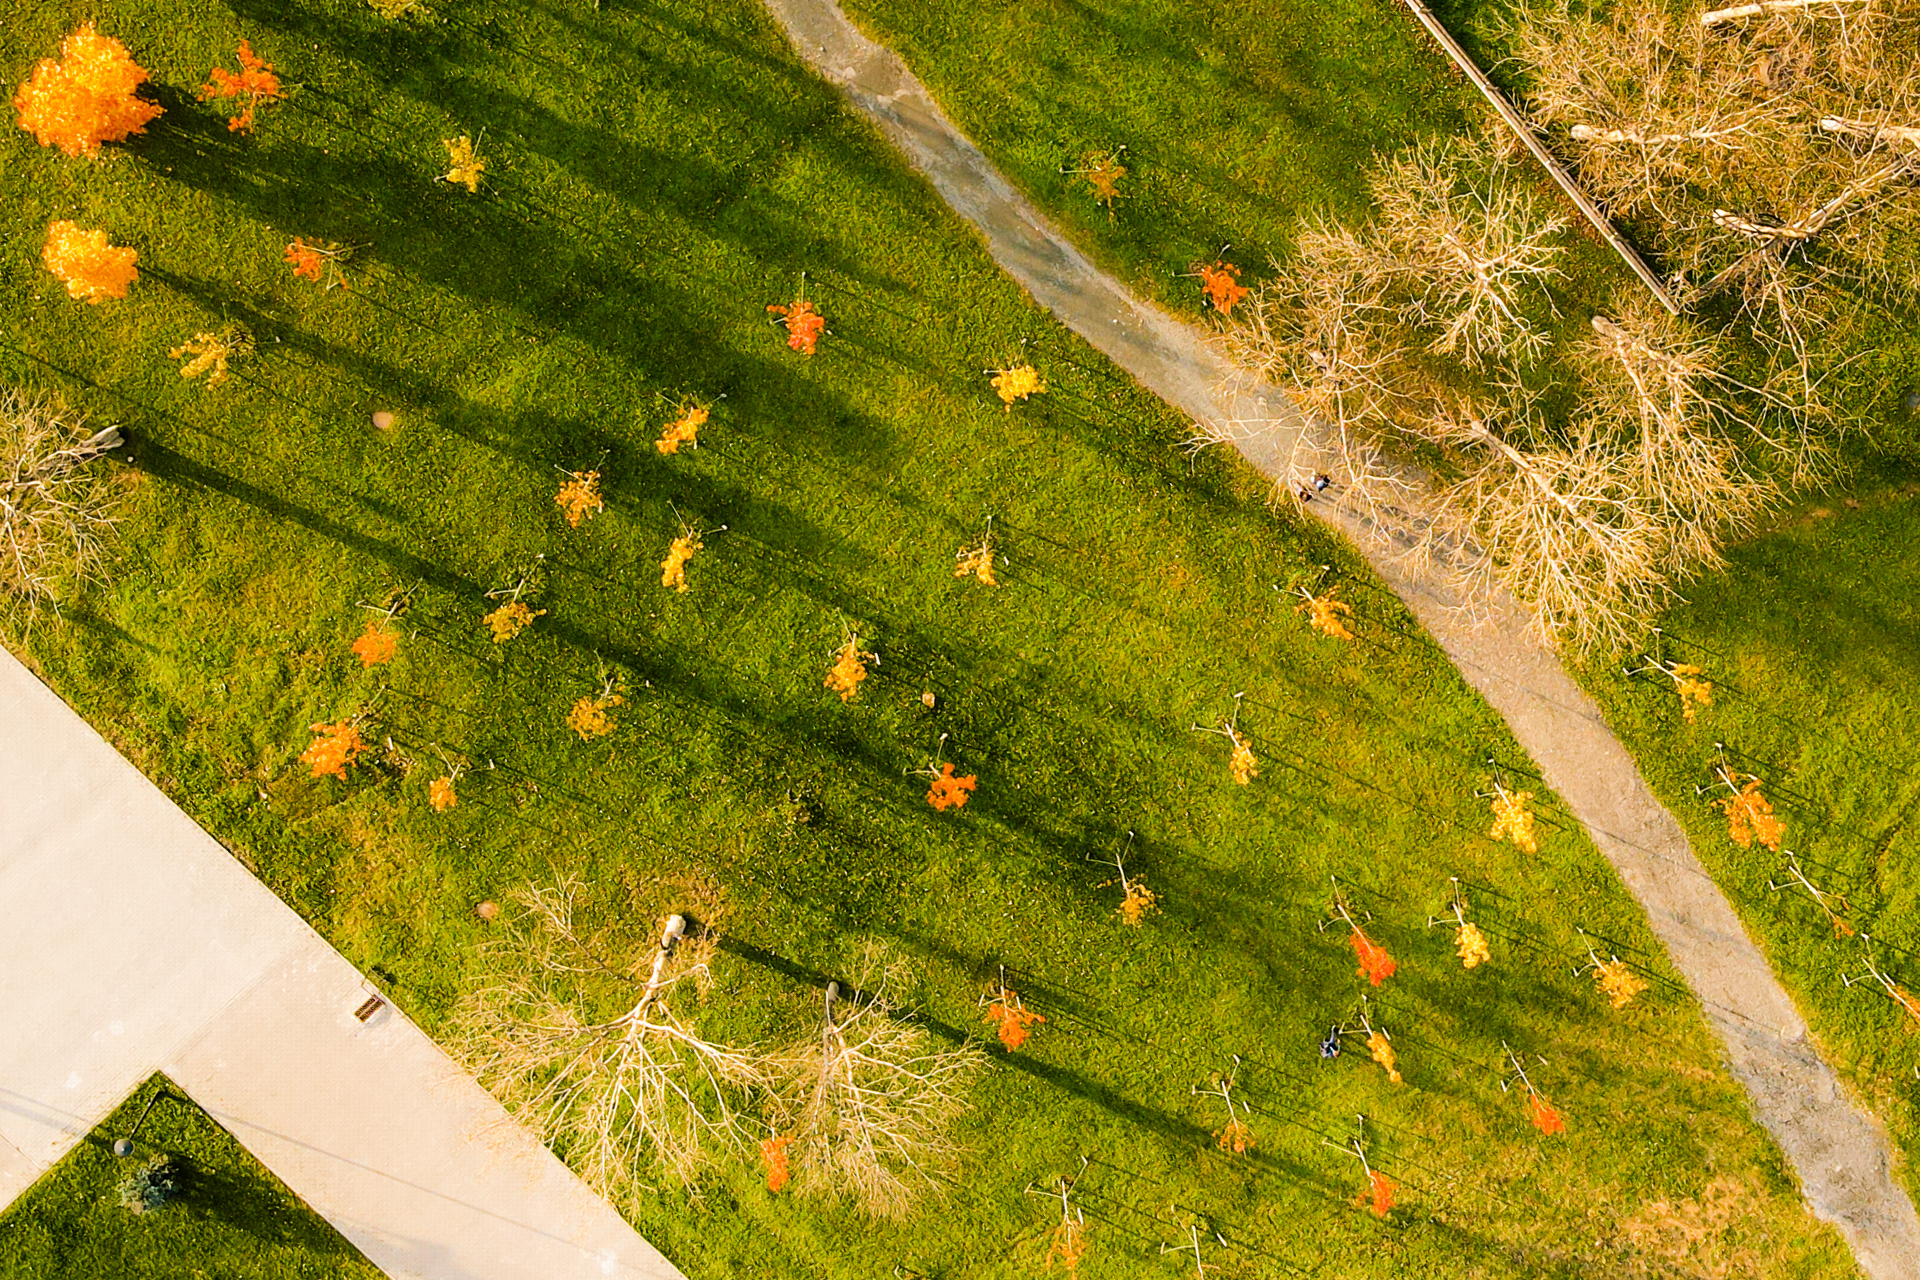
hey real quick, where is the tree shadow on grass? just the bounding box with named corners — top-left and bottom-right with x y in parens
top-left (176, 1157), bottom-right (368, 1263)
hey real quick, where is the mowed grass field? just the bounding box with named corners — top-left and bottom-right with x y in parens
top-left (0, 1075), bottom-right (384, 1280)
top-left (0, 0), bottom-right (1862, 1275)
top-left (840, 0), bottom-right (1920, 1203)
top-left (1580, 483), bottom-right (1920, 1203)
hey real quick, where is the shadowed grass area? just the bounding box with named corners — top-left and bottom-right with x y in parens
top-left (0, 1075), bottom-right (385, 1279)
top-left (0, 0), bottom-right (1862, 1275)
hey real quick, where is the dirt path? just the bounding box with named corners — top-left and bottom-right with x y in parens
top-left (758, 1), bottom-right (1920, 1273)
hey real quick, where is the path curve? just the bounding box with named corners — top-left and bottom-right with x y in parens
top-left (758, 0), bottom-right (1920, 1273)
top-left (0, 646), bottom-right (686, 1280)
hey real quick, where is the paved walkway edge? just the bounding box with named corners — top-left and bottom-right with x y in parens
top-left (756, 1), bottom-right (1920, 1274)
top-left (0, 645), bottom-right (686, 1280)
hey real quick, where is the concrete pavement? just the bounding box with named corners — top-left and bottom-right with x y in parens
top-left (0, 643), bottom-right (685, 1280)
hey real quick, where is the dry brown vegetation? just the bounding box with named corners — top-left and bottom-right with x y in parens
top-left (0, 388), bottom-right (122, 609)
top-left (1223, 140), bottom-right (1793, 649)
top-left (1511, 0), bottom-right (1920, 375)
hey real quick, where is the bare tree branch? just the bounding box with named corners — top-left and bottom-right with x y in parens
top-left (1371, 138), bottom-right (1567, 365)
top-left (449, 878), bottom-right (773, 1201)
top-left (770, 960), bottom-right (985, 1219)
top-left (0, 388), bottom-right (123, 610)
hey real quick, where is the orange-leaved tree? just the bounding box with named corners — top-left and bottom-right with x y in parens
top-left (1357, 1007), bottom-right (1403, 1084)
top-left (926, 761), bottom-right (977, 812)
top-left (1194, 1056), bottom-right (1254, 1155)
top-left (442, 134), bottom-right (486, 191)
top-left (824, 629), bottom-right (874, 703)
top-left (655, 402), bottom-right (709, 454)
top-left (1068, 148), bottom-right (1127, 216)
top-left (1195, 698), bottom-right (1258, 785)
top-left (301, 720), bottom-right (368, 780)
top-left (954, 528), bottom-right (998, 585)
top-left (1579, 932), bottom-right (1649, 1009)
top-left (768, 297), bottom-right (826, 355)
top-left (759, 1133), bottom-right (794, 1193)
top-left (1488, 779), bottom-right (1538, 854)
top-left (1029, 1175), bottom-right (1089, 1278)
top-left (981, 971), bottom-right (1045, 1050)
top-left (351, 618), bottom-right (399, 668)
top-left (14, 24), bottom-right (162, 157)
top-left (1329, 1127), bottom-right (1397, 1219)
top-left (1330, 883), bottom-right (1398, 986)
top-left (1296, 584), bottom-right (1355, 640)
top-left (1429, 881), bottom-right (1493, 970)
top-left (1712, 764), bottom-right (1784, 851)
top-left (554, 469), bottom-right (604, 528)
top-left (1503, 1043), bottom-right (1567, 1136)
top-left (285, 237), bottom-right (351, 289)
top-left (989, 364), bottom-right (1046, 410)
top-left (567, 672), bottom-right (625, 741)
top-left (482, 600), bottom-right (543, 642)
top-left (1090, 839), bottom-right (1159, 926)
top-left (170, 326), bottom-right (252, 384)
top-left (1360, 1168), bottom-right (1397, 1218)
top-left (1195, 261), bottom-right (1249, 317)
top-left (198, 40), bottom-right (280, 133)
top-left (660, 513), bottom-right (711, 594)
top-left (42, 221), bottom-right (137, 303)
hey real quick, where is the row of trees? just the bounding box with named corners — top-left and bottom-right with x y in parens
top-left (1220, 133), bottom-right (1818, 649)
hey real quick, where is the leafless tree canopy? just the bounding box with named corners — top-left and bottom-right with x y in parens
top-left (1512, 0), bottom-right (1920, 365)
top-left (1371, 140), bottom-right (1569, 364)
top-left (771, 961), bottom-right (985, 1219)
top-left (449, 879), bottom-right (773, 1200)
top-left (1427, 396), bottom-right (1671, 648)
top-left (1220, 138), bottom-right (1809, 651)
top-left (1575, 296), bottom-right (1781, 570)
top-left (1, 388), bottom-right (123, 608)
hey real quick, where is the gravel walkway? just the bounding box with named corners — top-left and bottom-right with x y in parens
top-left (758, 0), bottom-right (1920, 1273)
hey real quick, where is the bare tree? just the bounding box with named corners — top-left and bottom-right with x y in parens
top-left (449, 879), bottom-right (773, 1200)
top-left (1509, 2), bottom-right (1789, 218)
top-left (1575, 296), bottom-right (1780, 569)
top-left (1423, 393), bottom-right (1670, 650)
top-left (1, 388), bottom-right (122, 607)
top-left (770, 960), bottom-right (985, 1219)
top-left (1219, 221), bottom-right (1427, 529)
top-left (1513, 0), bottom-right (1920, 340)
top-left (1370, 138), bottom-right (1568, 364)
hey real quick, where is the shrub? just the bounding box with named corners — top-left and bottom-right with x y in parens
top-left (116, 1153), bottom-right (183, 1214)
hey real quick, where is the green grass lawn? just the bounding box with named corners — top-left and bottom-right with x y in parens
top-left (0, 1075), bottom-right (383, 1280)
top-left (837, 0), bottom-right (1624, 335)
top-left (1578, 483), bottom-right (1920, 1202)
top-left (834, 0), bottom-right (1920, 1199)
top-left (0, 0), bottom-right (1865, 1275)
